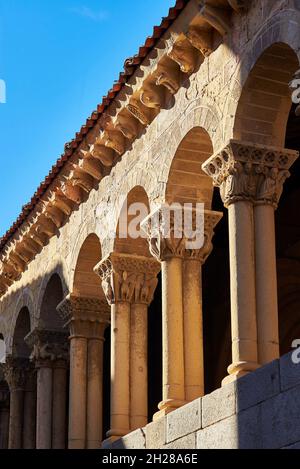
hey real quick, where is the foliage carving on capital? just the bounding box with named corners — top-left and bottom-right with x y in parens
top-left (95, 254), bottom-right (161, 305)
top-left (25, 329), bottom-right (69, 366)
top-left (3, 357), bottom-right (32, 391)
top-left (185, 210), bottom-right (223, 263)
top-left (202, 140), bottom-right (298, 208)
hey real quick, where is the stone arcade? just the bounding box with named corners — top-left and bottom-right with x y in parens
top-left (1, 0), bottom-right (300, 450)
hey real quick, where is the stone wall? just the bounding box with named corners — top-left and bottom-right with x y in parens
top-left (106, 351), bottom-right (300, 449)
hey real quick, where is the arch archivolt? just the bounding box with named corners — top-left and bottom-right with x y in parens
top-left (224, 9), bottom-right (300, 143)
top-left (6, 288), bottom-right (35, 354)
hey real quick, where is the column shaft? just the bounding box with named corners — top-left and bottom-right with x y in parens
top-left (160, 257), bottom-right (185, 413)
top-left (0, 407), bottom-right (9, 449)
top-left (254, 204), bottom-right (280, 364)
top-left (23, 388), bottom-right (36, 449)
top-left (183, 259), bottom-right (204, 401)
top-left (108, 302), bottom-right (130, 438)
top-left (87, 338), bottom-right (104, 449)
top-left (36, 366), bottom-right (53, 449)
top-left (227, 201), bottom-right (258, 379)
top-left (130, 303), bottom-right (148, 430)
top-left (52, 364), bottom-right (67, 449)
top-left (68, 337), bottom-right (87, 449)
top-left (8, 389), bottom-right (24, 449)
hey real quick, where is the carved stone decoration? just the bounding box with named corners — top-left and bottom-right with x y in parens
top-left (116, 113), bottom-right (139, 140)
top-left (168, 37), bottom-right (199, 74)
top-left (185, 210), bottom-right (223, 263)
top-left (186, 26), bottom-right (213, 57)
top-left (25, 329), bottom-right (69, 367)
top-left (60, 181), bottom-right (84, 205)
top-left (3, 357), bottom-right (32, 391)
top-left (140, 83), bottom-right (165, 109)
top-left (140, 206), bottom-right (189, 262)
top-left (198, 3), bottom-right (231, 36)
top-left (94, 253), bottom-right (161, 306)
top-left (70, 169), bottom-right (95, 194)
top-left (35, 216), bottom-right (57, 238)
top-left (42, 204), bottom-right (65, 229)
top-left (76, 157), bottom-right (103, 181)
top-left (202, 140), bottom-right (299, 208)
top-left (227, 0), bottom-right (248, 13)
top-left (155, 63), bottom-right (181, 95)
top-left (49, 192), bottom-right (75, 217)
top-left (103, 130), bottom-right (126, 155)
top-left (57, 295), bottom-right (110, 337)
top-left (89, 144), bottom-right (115, 167)
top-left (127, 98), bottom-right (152, 126)
top-left (0, 378), bottom-right (10, 408)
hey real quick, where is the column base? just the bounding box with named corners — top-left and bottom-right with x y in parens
top-left (153, 399), bottom-right (187, 421)
top-left (222, 361), bottom-right (260, 386)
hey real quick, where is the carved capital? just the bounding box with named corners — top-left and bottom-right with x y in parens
top-left (3, 357), bottom-right (32, 391)
top-left (95, 253), bottom-right (160, 305)
top-left (57, 295), bottom-right (110, 338)
top-left (141, 205), bottom-right (205, 262)
top-left (202, 140), bottom-right (298, 208)
top-left (25, 329), bottom-right (69, 367)
top-left (185, 210), bottom-right (223, 263)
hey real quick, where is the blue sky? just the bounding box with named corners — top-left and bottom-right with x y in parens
top-left (0, 0), bottom-right (172, 236)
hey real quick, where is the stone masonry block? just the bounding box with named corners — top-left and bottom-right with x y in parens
top-left (236, 360), bottom-right (280, 412)
top-left (202, 382), bottom-right (236, 428)
top-left (164, 433), bottom-right (196, 449)
top-left (145, 417), bottom-right (166, 449)
top-left (261, 386), bottom-right (300, 449)
top-left (166, 399), bottom-right (201, 443)
top-left (112, 429), bottom-right (146, 449)
top-left (280, 351), bottom-right (300, 392)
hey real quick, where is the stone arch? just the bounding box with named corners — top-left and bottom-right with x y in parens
top-left (38, 274), bottom-right (65, 330)
top-left (114, 186), bottom-right (151, 257)
top-left (72, 233), bottom-right (104, 299)
top-left (152, 105), bottom-right (221, 200)
top-left (164, 126), bottom-right (214, 209)
top-left (35, 258), bottom-right (69, 327)
top-left (7, 289), bottom-right (35, 354)
top-left (226, 11), bottom-right (300, 143)
top-left (11, 307), bottom-right (31, 359)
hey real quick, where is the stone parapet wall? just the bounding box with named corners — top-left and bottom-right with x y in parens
top-left (106, 351), bottom-right (300, 449)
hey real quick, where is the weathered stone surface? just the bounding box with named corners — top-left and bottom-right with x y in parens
top-left (145, 418), bottom-right (166, 449)
top-left (280, 351), bottom-right (300, 392)
top-left (165, 433), bottom-right (196, 449)
top-left (236, 360), bottom-right (280, 412)
top-left (112, 429), bottom-right (146, 449)
top-left (202, 382), bottom-right (236, 428)
top-left (261, 386), bottom-right (300, 449)
top-left (197, 405), bottom-right (262, 449)
top-left (166, 399), bottom-right (201, 443)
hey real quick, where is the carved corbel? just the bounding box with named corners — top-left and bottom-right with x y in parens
top-left (70, 169), bottom-right (95, 193)
top-left (127, 98), bottom-right (152, 126)
top-left (115, 113), bottom-right (139, 140)
top-left (8, 252), bottom-right (26, 274)
top-left (198, 3), bottom-right (231, 36)
top-left (76, 157), bottom-right (103, 181)
top-left (43, 204), bottom-right (65, 229)
top-left (60, 181), bottom-right (84, 205)
top-left (155, 63), bottom-right (181, 95)
top-left (186, 26), bottom-right (213, 57)
top-left (49, 192), bottom-right (75, 217)
top-left (35, 215), bottom-right (57, 239)
top-left (168, 37), bottom-right (199, 74)
top-left (22, 237), bottom-right (41, 256)
top-left (103, 129), bottom-right (126, 155)
top-left (15, 245), bottom-right (33, 263)
top-left (89, 144), bottom-right (116, 167)
top-left (140, 83), bottom-right (165, 109)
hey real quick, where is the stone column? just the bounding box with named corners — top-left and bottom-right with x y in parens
top-left (183, 210), bottom-right (222, 401)
top-left (57, 296), bottom-right (110, 449)
top-left (252, 145), bottom-right (298, 364)
top-left (22, 368), bottom-right (36, 449)
top-left (26, 329), bottom-right (69, 449)
top-left (0, 375), bottom-right (10, 449)
top-left (203, 141), bottom-right (260, 382)
top-left (52, 360), bottom-right (68, 449)
top-left (95, 254), bottom-right (160, 438)
top-left (141, 207), bottom-right (187, 416)
top-left (3, 357), bottom-right (29, 449)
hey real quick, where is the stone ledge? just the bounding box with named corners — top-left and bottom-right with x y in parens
top-left (202, 381), bottom-right (236, 428)
top-left (236, 360), bottom-right (280, 413)
top-left (164, 433), bottom-right (196, 449)
top-left (166, 398), bottom-right (201, 443)
top-left (145, 417), bottom-right (166, 449)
